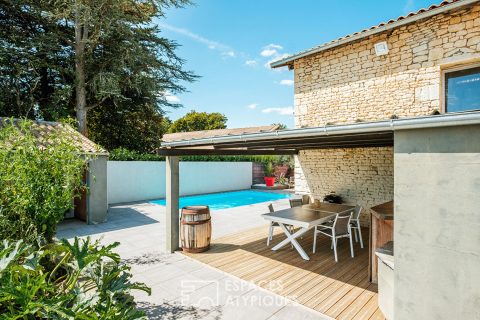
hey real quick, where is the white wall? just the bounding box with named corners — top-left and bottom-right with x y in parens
top-left (107, 161), bottom-right (253, 204)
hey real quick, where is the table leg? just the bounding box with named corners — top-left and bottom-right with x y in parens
top-left (271, 223), bottom-right (311, 260)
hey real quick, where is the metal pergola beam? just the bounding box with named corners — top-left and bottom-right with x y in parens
top-left (157, 148), bottom-right (299, 156)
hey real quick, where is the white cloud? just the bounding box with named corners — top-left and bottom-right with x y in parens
top-left (223, 51), bottom-right (235, 57)
top-left (165, 92), bottom-right (180, 103)
top-left (159, 23), bottom-right (236, 57)
top-left (264, 53), bottom-right (290, 68)
top-left (262, 107), bottom-right (294, 115)
top-left (280, 79), bottom-right (294, 86)
top-left (260, 44), bottom-right (283, 57)
top-left (247, 103), bottom-right (258, 109)
top-left (261, 49), bottom-right (277, 57)
top-left (245, 60), bottom-right (257, 66)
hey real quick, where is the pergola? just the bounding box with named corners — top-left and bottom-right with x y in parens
top-left (157, 112), bottom-right (480, 252)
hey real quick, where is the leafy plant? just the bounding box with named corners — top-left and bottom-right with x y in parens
top-left (264, 162), bottom-right (274, 177)
top-left (0, 237), bottom-right (150, 319)
top-left (0, 119), bottom-right (88, 242)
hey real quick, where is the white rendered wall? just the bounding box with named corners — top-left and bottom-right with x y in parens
top-left (107, 161), bottom-right (253, 204)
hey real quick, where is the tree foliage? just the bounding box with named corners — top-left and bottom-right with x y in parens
top-left (167, 110), bottom-right (227, 133)
top-left (0, 0), bottom-right (196, 145)
top-left (0, 238), bottom-right (150, 319)
top-left (0, 119), bottom-right (87, 242)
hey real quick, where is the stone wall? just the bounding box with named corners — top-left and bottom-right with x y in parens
top-left (293, 4), bottom-right (480, 127)
top-left (292, 4), bottom-right (479, 221)
top-left (295, 147), bottom-right (394, 225)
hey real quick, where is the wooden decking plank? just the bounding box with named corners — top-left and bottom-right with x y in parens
top-left (292, 248), bottom-right (367, 303)
top-left (184, 225), bottom-right (378, 320)
top-left (368, 307), bottom-right (386, 320)
top-left (303, 259), bottom-right (368, 310)
top-left (316, 268), bottom-right (369, 313)
top-left (325, 274), bottom-right (372, 318)
top-left (347, 295), bottom-right (380, 320)
top-left (275, 242), bottom-right (354, 296)
top-left (336, 283), bottom-right (378, 320)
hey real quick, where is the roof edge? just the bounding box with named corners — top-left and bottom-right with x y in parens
top-left (271, 0), bottom-right (479, 68)
top-left (160, 112), bottom-right (480, 148)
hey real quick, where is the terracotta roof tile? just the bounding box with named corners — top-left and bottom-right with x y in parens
top-left (0, 118), bottom-right (108, 155)
top-left (162, 125), bottom-right (280, 143)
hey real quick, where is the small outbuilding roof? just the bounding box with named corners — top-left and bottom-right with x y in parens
top-left (162, 125), bottom-right (280, 143)
top-left (271, 0), bottom-right (478, 69)
top-left (0, 117), bottom-right (108, 155)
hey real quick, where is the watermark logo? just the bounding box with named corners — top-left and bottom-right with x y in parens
top-left (180, 279), bottom-right (298, 308)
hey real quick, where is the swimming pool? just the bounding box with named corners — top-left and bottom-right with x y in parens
top-left (151, 190), bottom-right (291, 210)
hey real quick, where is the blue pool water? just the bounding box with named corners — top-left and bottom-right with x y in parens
top-left (151, 190), bottom-right (291, 210)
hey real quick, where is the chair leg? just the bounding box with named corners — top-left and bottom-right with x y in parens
top-left (349, 230), bottom-right (355, 258)
top-left (333, 237), bottom-right (338, 262)
top-left (358, 225), bottom-right (364, 249)
top-left (330, 237), bottom-right (334, 249)
top-left (267, 224), bottom-right (273, 246)
top-left (354, 227), bottom-right (358, 242)
top-left (313, 228), bottom-right (317, 253)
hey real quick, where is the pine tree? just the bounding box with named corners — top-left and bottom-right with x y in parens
top-left (0, 0), bottom-right (196, 140)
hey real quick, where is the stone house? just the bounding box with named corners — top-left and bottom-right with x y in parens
top-left (271, 0), bottom-right (480, 225)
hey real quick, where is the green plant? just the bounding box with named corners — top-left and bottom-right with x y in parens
top-left (0, 119), bottom-right (88, 242)
top-left (264, 162), bottom-right (274, 177)
top-left (0, 237), bottom-right (150, 319)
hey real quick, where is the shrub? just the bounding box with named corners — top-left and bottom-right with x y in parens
top-left (0, 119), bottom-right (88, 242)
top-left (0, 237), bottom-right (150, 319)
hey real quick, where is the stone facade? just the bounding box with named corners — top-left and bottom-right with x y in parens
top-left (294, 5), bottom-right (480, 127)
top-left (295, 148), bottom-right (393, 224)
top-left (293, 4), bottom-right (480, 224)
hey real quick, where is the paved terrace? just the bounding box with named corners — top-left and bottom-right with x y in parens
top-left (57, 197), bottom-right (327, 320)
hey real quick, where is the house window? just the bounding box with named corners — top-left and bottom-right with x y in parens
top-left (445, 66), bottom-right (480, 113)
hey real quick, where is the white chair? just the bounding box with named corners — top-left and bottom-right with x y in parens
top-left (266, 203), bottom-right (294, 246)
top-left (312, 210), bottom-right (354, 262)
top-left (350, 205), bottom-right (364, 248)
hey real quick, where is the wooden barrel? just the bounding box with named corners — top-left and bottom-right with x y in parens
top-left (180, 206), bottom-right (211, 253)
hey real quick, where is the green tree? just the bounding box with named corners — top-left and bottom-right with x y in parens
top-left (0, 0), bottom-right (196, 138)
top-left (167, 110), bottom-right (228, 133)
top-left (88, 103), bottom-right (170, 152)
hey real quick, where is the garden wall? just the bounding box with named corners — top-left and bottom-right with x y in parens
top-left (107, 161), bottom-right (253, 204)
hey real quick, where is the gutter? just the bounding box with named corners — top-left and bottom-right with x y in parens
top-left (271, 0), bottom-right (479, 68)
top-left (160, 112), bottom-right (480, 148)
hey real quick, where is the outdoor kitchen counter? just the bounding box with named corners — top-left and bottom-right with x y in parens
top-left (371, 200), bottom-right (394, 220)
top-left (369, 200), bottom-right (394, 284)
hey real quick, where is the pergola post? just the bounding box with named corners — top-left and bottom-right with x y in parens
top-left (165, 156), bottom-right (179, 253)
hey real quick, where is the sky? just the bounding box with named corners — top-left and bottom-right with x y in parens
top-left (158, 0), bottom-right (437, 128)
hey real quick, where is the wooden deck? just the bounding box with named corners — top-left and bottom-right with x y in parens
top-left (183, 226), bottom-right (384, 320)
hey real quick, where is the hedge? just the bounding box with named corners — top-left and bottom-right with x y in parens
top-left (109, 148), bottom-right (293, 166)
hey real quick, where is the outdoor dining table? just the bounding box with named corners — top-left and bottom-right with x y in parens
top-left (262, 203), bottom-right (355, 260)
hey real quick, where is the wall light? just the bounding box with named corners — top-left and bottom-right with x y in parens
top-left (374, 41), bottom-right (389, 56)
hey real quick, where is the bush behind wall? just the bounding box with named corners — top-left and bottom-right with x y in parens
top-left (109, 147), bottom-right (293, 166)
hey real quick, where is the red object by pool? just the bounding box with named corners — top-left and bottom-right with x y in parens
top-left (264, 177), bottom-right (275, 187)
